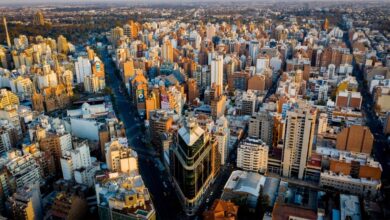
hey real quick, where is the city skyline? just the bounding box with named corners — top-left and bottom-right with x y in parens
top-left (0, 1), bottom-right (389, 219)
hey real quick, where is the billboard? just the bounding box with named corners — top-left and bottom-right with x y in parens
top-left (137, 89), bottom-right (145, 103)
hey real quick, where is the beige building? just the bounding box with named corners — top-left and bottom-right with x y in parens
top-left (162, 40), bottom-right (174, 63)
top-left (282, 103), bottom-right (317, 179)
top-left (105, 139), bottom-right (138, 173)
top-left (237, 137), bottom-right (269, 173)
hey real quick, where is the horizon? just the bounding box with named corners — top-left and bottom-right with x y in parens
top-left (0, 0), bottom-right (389, 6)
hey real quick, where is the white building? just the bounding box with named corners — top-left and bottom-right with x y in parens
top-left (211, 55), bottom-right (223, 94)
top-left (75, 56), bottom-right (92, 83)
top-left (7, 153), bottom-right (41, 188)
top-left (60, 143), bottom-right (92, 180)
top-left (320, 171), bottom-right (381, 199)
top-left (213, 116), bottom-right (230, 165)
top-left (237, 137), bottom-right (269, 173)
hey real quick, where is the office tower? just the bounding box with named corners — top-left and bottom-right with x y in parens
top-left (241, 90), bottom-right (257, 116)
top-left (2, 17), bottom-right (11, 48)
top-left (214, 116), bottom-right (230, 165)
top-left (170, 116), bottom-right (218, 215)
top-left (57, 35), bottom-right (69, 54)
top-left (282, 104), bottom-right (317, 179)
top-left (162, 40), bottom-right (174, 63)
top-left (8, 184), bottom-right (42, 220)
top-left (211, 55), bottom-right (223, 94)
top-left (95, 172), bottom-right (156, 220)
top-left (237, 137), bottom-right (269, 173)
top-left (130, 70), bottom-right (148, 118)
top-left (75, 57), bottom-right (92, 83)
top-left (105, 139), bottom-right (138, 173)
top-left (33, 11), bottom-right (45, 26)
top-left (248, 110), bottom-right (274, 147)
top-left (336, 125), bottom-right (374, 154)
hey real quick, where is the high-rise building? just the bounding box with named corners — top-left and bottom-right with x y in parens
top-left (282, 104), bottom-right (317, 179)
top-left (33, 11), bottom-right (45, 26)
top-left (248, 110), bottom-right (274, 147)
top-left (240, 90), bottom-right (257, 116)
top-left (105, 139), bottom-right (138, 173)
top-left (6, 153), bottom-right (41, 188)
top-left (162, 40), bottom-right (174, 63)
top-left (211, 55), bottom-right (223, 94)
top-left (60, 143), bottom-right (92, 180)
top-left (237, 137), bottom-right (269, 173)
top-left (57, 35), bottom-right (69, 54)
top-left (111, 26), bottom-right (124, 45)
top-left (206, 24), bottom-right (216, 41)
top-left (0, 121), bottom-right (17, 154)
top-left (170, 116), bottom-right (219, 215)
top-left (0, 89), bottom-right (19, 109)
top-left (40, 132), bottom-right (72, 173)
top-left (75, 57), bottom-right (92, 84)
top-left (213, 116), bottom-right (230, 165)
top-left (149, 110), bottom-right (173, 150)
top-left (2, 17), bottom-right (11, 48)
top-left (130, 70), bottom-right (148, 118)
top-left (187, 78), bottom-right (199, 105)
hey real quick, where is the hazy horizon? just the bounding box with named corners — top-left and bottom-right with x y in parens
top-left (0, 0), bottom-right (389, 6)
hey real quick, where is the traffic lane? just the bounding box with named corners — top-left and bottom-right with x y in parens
top-left (138, 155), bottom-right (182, 219)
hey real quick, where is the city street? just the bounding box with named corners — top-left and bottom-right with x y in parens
top-left (102, 47), bottom-right (182, 219)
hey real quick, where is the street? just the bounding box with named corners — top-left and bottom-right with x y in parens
top-left (102, 47), bottom-right (182, 219)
